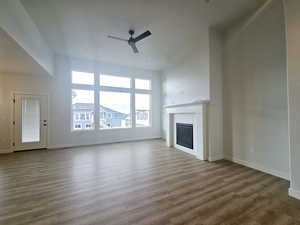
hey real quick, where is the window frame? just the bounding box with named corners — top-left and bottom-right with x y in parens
top-left (71, 70), bottom-right (153, 131)
top-left (99, 81), bottom-right (133, 130)
top-left (71, 71), bottom-right (96, 132)
top-left (134, 92), bottom-right (152, 128)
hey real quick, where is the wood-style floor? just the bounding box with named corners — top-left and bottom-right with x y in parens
top-left (0, 140), bottom-right (300, 225)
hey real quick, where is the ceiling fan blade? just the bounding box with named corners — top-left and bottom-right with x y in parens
top-left (129, 42), bottom-right (139, 53)
top-left (134, 30), bottom-right (152, 43)
top-left (107, 35), bottom-right (128, 42)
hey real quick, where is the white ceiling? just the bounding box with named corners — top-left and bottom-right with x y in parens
top-left (20, 0), bottom-right (267, 71)
top-left (0, 28), bottom-right (48, 76)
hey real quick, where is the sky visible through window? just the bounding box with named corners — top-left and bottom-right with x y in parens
top-left (72, 89), bottom-right (94, 104)
top-left (136, 94), bottom-right (150, 110)
top-left (72, 90), bottom-right (150, 113)
top-left (100, 91), bottom-right (130, 114)
top-left (135, 79), bottom-right (151, 90)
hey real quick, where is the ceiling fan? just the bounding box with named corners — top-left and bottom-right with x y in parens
top-left (108, 29), bottom-right (152, 54)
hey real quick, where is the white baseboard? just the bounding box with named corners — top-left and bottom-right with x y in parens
top-left (209, 153), bottom-right (224, 162)
top-left (226, 156), bottom-right (290, 181)
top-left (289, 188), bottom-right (300, 200)
top-left (48, 137), bottom-right (162, 150)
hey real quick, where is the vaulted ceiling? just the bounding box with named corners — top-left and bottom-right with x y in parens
top-left (0, 28), bottom-right (48, 76)
top-left (18, 0), bottom-right (266, 71)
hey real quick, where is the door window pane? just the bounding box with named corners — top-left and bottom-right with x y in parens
top-left (100, 91), bottom-right (131, 129)
top-left (22, 98), bottom-right (40, 143)
top-left (72, 71), bottom-right (94, 85)
top-left (100, 74), bottom-right (131, 88)
top-left (135, 79), bottom-right (151, 90)
top-left (72, 89), bottom-right (94, 130)
top-left (135, 94), bottom-right (151, 127)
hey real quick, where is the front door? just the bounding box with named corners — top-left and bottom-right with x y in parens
top-left (13, 94), bottom-right (48, 151)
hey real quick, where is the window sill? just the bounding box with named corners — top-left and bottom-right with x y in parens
top-left (100, 127), bottom-right (132, 131)
top-left (71, 129), bottom-right (95, 133)
top-left (71, 126), bottom-right (153, 133)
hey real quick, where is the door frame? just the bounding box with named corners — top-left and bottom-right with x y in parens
top-left (11, 92), bottom-right (50, 152)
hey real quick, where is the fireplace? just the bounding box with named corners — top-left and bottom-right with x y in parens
top-left (164, 99), bottom-right (209, 160)
top-left (176, 123), bottom-right (193, 149)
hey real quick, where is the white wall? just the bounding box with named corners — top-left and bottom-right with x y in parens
top-left (284, 0), bottom-right (300, 199)
top-left (161, 30), bottom-right (210, 138)
top-left (0, 56), bottom-right (161, 152)
top-left (0, 74), bottom-right (9, 152)
top-left (0, 0), bottom-right (54, 75)
top-left (223, 0), bottom-right (289, 179)
top-left (209, 29), bottom-right (224, 161)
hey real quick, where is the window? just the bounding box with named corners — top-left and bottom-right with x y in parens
top-left (72, 71), bottom-right (94, 85)
top-left (75, 113), bottom-right (80, 121)
top-left (80, 113), bottom-right (86, 120)
top-left (100, 111), bottom-right (106, 119)
top-left (99, 74), bottom-right (133, 129)
top-left (86, 112), bottom-right (90, 121)
top-left (100, 91), bottom-right (131, 129)
top-left (72, 89), bottom-right (95, 130)
top-left (135, 79), bottom-right (151, 90)
top-left (137, 111), bottom-right (149, 120)
top-left (100, 74), bottom-right (131, 88)
top-left (135, 94), bottom-right (151, 127)
top-left (71, 71), bottom-right (95, 131)
top-left (71, 71), bottom-right (152, 131)
top-left (74, 124), bottom-right (81, 129)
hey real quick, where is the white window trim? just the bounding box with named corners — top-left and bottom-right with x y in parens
top-left (71, 70), bottom-right (153, 131)
top-left (71, 71), bottom-right (96, 132)
top-left (99, 88), bottom-right (132, 129)
top-left (135, 92), bottom-right (152, 128)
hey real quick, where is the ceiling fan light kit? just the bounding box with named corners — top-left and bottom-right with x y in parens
top-left (108, 29), bottom-right (152, 54)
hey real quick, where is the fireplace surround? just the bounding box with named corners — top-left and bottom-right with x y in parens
top-left (164, 99), bottom-right (209, 160)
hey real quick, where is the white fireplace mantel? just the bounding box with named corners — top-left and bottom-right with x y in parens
top-left (164, 99), bottom-right (209, 109)
top-left (164, 99), bottom-right (209, 160)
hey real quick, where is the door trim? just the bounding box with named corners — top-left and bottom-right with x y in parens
top-left (11, 92), bottom-right (49, 152)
